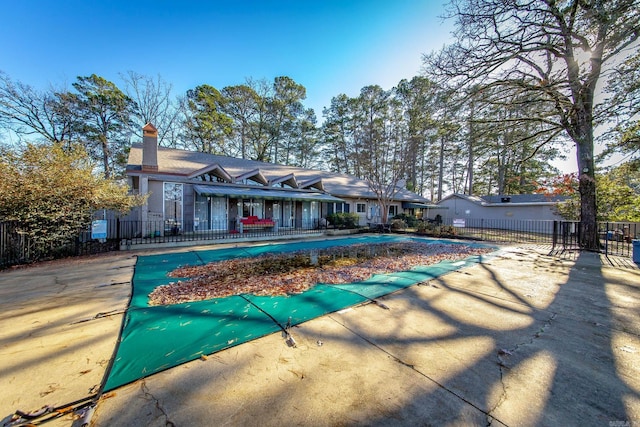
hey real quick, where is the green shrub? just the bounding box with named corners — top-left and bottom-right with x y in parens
top-left (326, 212), bottom-right (359, 229)
top-left (390, 219), bottom-right (407, 230)
top-left (416, 222), bottom-right (430, 233)
top-left (392, 213), bottom-right (419, 227)
top-left (416, 222), bottom-right (457, 237)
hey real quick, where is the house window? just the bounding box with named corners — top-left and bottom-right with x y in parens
top-left (196, 172), bottom-right (227, 183)
top-left (239, 178), bottom-right (262, 186)
top-left (311, 201), bottom-right (319, 223)
top-left (194, 193), bottom-right (209, 230)
top-left (356, 203), bottom-right (366, 213)
top-left (130, 176), bottom-right (139, 193)
top-left (275, 201), bottom-right (294, 228)
top-left (239, 199), bottom-right (264, 218)
top-left (330, 202), bottom-right (349, 214)
top-left (388, 205), bottom-right (398, 217)
top-left (300, 201), bottom-right (320, 228)
top-left (164, 183), bottom-right (183, 231)
top-left (370, 205), bottom-right (380, 219)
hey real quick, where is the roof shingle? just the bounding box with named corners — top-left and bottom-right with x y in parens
top-left (127, 145), bottom-right (430, 203)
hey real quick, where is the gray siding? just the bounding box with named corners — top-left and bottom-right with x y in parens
top-left (438, 197), bottom-right (562, 221)
top-left (434, 197), bottom-right (562, 220)
top-left (148, 181), bottom-right (164, 215)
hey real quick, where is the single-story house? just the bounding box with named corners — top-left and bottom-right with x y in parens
top-left (432, 193), bottom-right (568, 223)
top-left (125, 123), bottom-right (432, 235)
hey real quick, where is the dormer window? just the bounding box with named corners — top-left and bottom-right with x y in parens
top-left (188, 164), bottom-right (233, 183)
top-left (269, 173), bottom-right (298, 189)
top-left (196, 172), bottom-right (228, 183)
top-left (235, 169), bottom-right (268, 186)
top-left (239, 178), bottom-right (262, 186)
top-left (299, 177), bottom-right (324, 192)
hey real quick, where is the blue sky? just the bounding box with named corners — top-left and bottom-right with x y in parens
top-left (1, 0), bottom-right (454, 120)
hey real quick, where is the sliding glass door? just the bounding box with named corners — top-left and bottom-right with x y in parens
top-left (194, 193), bottom-right (228, 231)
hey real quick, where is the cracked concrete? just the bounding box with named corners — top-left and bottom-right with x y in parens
top-left (489, 312), bottom-right (558, 421)
top-left (139, 380), bottom-right (176, 427)
top-left (0, 251), bottom-right (136, 427)
top-left (1, 241), bottom-right (639, 426)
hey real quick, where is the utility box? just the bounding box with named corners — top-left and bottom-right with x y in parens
top-left (633, 240), bottom-right (640, 264)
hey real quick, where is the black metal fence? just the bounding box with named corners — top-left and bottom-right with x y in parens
top-left (438, 218), bottom-right (557, 244)
top-left (1, 218), bottom-right (638, 269)
top-left (0, 218), bottom-right (325, 268)
top-left (538, 220), bottom-right (638, 258)
top-left (596, 221), bottom-right (639, 258)
top-left (118, 218), bottom-right (324, 247)
top-left (436, 218), bottom-right (638, 258)
top-left (0, 220), bottom-right (120, 268)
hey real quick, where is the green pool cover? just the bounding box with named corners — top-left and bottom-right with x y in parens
top-left (103, 235), bottom-right (493, 391)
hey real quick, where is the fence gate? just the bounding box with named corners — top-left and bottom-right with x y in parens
top-left (552, 221), bottom-right (639, 258)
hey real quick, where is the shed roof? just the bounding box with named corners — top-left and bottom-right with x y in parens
top-left (438, 193), bottom-right (569, 206)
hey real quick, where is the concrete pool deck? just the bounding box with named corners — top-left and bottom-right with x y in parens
top-left (0, 238), bottom-right (638, 426)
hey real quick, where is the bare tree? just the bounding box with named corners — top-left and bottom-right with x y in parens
top-left (353, 86), bottom-right (407, 223)
top-left (321, 86), bottom-right (408, 222)
top-left (121, 71), bottom-right (182, 147)
top-left (0, 72), bottom-right (77, 146)
top-left (425, 0), bottom-right (640, 249)
top-left (600, 49), bottom-right (640, 163)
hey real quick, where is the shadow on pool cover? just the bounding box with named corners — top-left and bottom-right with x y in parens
top-left (103, 235), bottom-right (493, 391)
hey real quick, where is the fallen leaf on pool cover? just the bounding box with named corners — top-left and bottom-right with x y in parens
top-left (148, 242), bottom-right (491, 306)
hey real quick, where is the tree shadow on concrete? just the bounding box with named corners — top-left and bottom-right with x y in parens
top-left (91, 247), bottom-right (640, 426)
top-left (350, 249), bottom-right (639, 425)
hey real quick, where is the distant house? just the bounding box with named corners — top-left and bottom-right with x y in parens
top-left (433, 193), bottom-right (568, 222)
top-left (124, 124), bottom-right (431, 235)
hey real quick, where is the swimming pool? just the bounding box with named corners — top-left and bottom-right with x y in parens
top-left (103, 235), bottom-right (495, 391)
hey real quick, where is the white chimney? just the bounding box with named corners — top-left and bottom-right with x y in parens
top-left (142, 123), bottom-right (158, 172)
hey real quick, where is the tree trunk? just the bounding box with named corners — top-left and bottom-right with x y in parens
top-left (437, 136), bottom-right (445, 200)
top-left (381, 201), bottom-right (388, 224)
top-left (241, 126), bottom-right (247, 159)
top-left (100, 134), bottom-right (110, 179)
top-left (467, 100), bottom-right (475, 195)
top-left (467, 140), bottom-right (474, 195)
top-left (575, 122), bottom-right (599, 250)
top-left (497, 161), bottom-right (505, 195)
